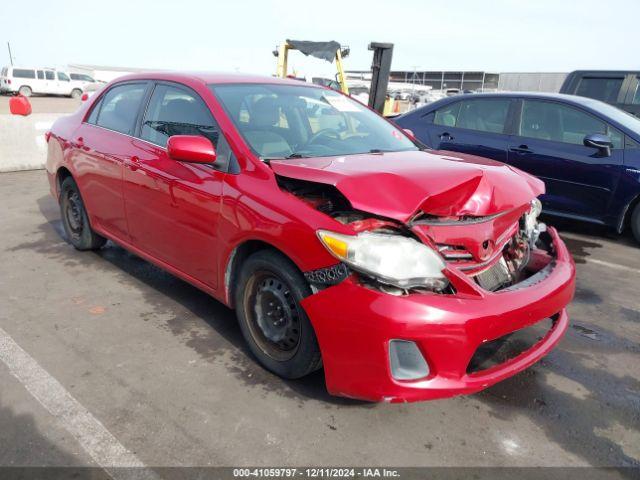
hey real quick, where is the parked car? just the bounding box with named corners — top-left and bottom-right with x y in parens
top-left (560, 70), bottom-right (640, 117)
top-left (32, 72), bottom-right (575, 402)
top-left (396, 92), bottom-right (640, 243)
top-left (0, 66), bottom-right (83, 98)
top-left (69, 72), bottom-right (99, 89)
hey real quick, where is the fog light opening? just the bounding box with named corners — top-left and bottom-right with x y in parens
top-left (389, 340), bottom-right (429, 380)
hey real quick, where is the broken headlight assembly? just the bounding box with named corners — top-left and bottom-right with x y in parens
top-left (317, 230), bottom-right (448, 291)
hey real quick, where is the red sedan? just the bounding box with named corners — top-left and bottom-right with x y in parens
top-left (43, 72), bottom-right (575, 402)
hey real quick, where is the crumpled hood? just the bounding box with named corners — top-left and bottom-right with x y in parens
top-left (270, 150), bottom-right (544, 223)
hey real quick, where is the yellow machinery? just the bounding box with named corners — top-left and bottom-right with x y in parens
top-left (274, 40), bottom-right (350, 95)
top-left (273, 40), bottom-right (395, 116)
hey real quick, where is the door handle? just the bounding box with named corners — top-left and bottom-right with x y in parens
top-left (509, 145), bottom-right (533, 154)
top-left (439, 132), bottom-right (454, 141)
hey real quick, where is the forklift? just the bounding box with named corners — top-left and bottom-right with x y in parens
top-left (273, 40), bottom-right (394, 115)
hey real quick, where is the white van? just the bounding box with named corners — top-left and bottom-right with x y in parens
top-left (0, 66), bottom-right (84, 98)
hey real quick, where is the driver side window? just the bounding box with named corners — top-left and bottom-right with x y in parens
top-left (519, 100), bottom-right (622, 148)
top-left (141, 84), bottom-right (219, 148)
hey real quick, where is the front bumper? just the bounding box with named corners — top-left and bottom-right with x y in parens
top-left (301, 227), bottom-right (575, 402)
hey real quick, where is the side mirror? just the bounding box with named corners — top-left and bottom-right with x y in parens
top-left (584, 133), bottom-right (613, 157)
top-left (9, 95), bottom-right (32, 116)
top-left (167, 135), bottom-right (217, 164)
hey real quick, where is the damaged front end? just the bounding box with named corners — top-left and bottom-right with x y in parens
top-left (278, 175), bottom-right (553, 297)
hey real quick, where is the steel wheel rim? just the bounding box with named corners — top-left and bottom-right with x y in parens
top-left (243, 270), bottom-right (301, 361)
top-left (64, 190), bottom-right (83, 238)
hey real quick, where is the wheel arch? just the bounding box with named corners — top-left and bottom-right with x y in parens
top-left (55, 166), bottom-right (74, 197)
top-left (617, 192), bottom-right (640, 233)
top-left (225, 239), bottom-right (307, 309)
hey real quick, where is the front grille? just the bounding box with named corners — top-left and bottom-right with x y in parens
top-left (474, 257), bottom-right (512, 291)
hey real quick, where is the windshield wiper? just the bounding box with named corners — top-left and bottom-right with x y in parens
top-left (285, 153), bottom-right (306, 159)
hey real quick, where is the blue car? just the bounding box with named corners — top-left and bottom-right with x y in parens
top-left (396, 92), bottom-right (640, 244)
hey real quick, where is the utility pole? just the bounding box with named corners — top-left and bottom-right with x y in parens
top-left (7, 42), bottom-right (14, 66)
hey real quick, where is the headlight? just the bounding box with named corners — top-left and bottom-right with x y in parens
top-left (317, 230), bottom-right (448, 290)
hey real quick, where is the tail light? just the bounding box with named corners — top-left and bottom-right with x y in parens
top-left (44, 131), bottom-right (51, 143)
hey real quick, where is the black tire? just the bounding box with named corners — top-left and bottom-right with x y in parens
top-left (18, 86), bottom-right (32, 97)
top-left (70, 89), bottom-right (82, 99)
top-left (631, 202), bottom-right (640, 245)
top-left (59, 176), bottom-right (106, 250)
top-left (235, 250), bottom-right (322, 379)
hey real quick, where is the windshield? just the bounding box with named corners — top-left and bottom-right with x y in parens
top-left (210, 83), bottom-right (418, 159)
top-left (589, 99), bottom-right (640, 133)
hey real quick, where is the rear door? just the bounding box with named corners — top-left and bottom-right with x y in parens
top-left (124, 82), bottom-right (228, 288)
top-left (35, 70), bottom-right (46, 93)
top-left (43, 70), bottom-right (57, 94)
top-left (427, 97), bottom-right (513, 163)
top-left (73, 82), bottom-right (150, 240)
top-left (507, 99), bottom-right (624, 219)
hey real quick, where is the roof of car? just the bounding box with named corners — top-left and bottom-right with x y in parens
top-left (448, 91), bottom-right (599, 105)
top-left (402, 91), bottom-right (618, 118)
top-left (111, 71), bottom-right (315, 87)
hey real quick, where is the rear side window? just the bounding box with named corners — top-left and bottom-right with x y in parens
top-left (433, 102), bottom-right (461, 127)
top-left (141, 84), bottom-right (219, 148)
top-left (86, 97), bottom-right (103, 124)
top-left (1, 67), bottom-right (7, 76)
top-left (456, 99), bottom-right (510, 133)
top-left (45, 71), bottom-right (54, 80)
top-left (13, 69), bottom-right (36, 79)
top-left (575, 77), bottom-right (624, 103)
top-left (95, 83), bottom-right (147, 135)
top-left (37, 71), bottom-right (44, 80)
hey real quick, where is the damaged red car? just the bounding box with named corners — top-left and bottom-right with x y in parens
top-left (45, 73), bottom-right (576, 402)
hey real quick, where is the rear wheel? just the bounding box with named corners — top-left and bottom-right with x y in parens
top-left (631, 203), bottom-right (640, 245)
top-left (59, 176), bottom-right (106, 250)
top-left (70, 88), bottom-right (82, 99)
top-left (18, 86), bottom-right (32, 97)
top-left (235, 250), bottom-right (322, 379)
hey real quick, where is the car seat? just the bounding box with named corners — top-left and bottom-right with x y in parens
top-left (242, 97), bottom-right (293, 158)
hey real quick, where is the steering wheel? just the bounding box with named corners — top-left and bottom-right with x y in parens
top-left (306, 128), bottom-right (340, 145)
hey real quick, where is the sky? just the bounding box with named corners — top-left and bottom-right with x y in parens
top-left (1, 0), bottom-right (638, 79)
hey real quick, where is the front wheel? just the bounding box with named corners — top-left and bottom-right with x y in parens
top-left (70, 89), bottom-right (82, 99)
top-left (59, 176), bottom-right (106, 250)
top-left (235, 250), bottom-right (322, 379)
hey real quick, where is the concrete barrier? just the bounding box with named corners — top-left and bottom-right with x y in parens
top-left (0, 114), bottom-right (64, 172)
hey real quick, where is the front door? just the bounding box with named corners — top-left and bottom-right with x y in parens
top-left (507, 99), bottom-right (624, 219)
top-left (123, 82), bottom-right (226, 288)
